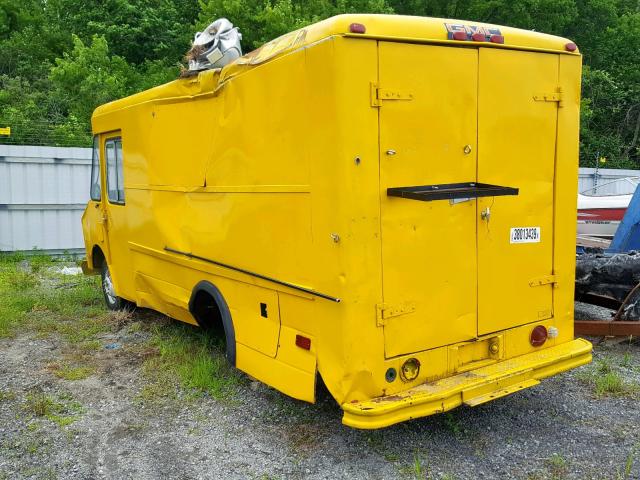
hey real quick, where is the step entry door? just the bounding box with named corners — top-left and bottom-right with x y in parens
top-left (378, 42), bottom-right (558, 358)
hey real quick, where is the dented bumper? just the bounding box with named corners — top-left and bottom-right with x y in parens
top-left (342, 338), bottom-right (592, 429)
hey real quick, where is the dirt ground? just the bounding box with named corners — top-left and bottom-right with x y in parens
top-left (1, 259), bottom-right (639, 480)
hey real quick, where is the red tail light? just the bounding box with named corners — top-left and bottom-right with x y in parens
top-left (295, 334), bottom-right (311, 350)
top-left (530, 326), bottom-right (548, 347)
top-left (349, 23), bottom-right (366, 34)
top-left (490, 34), bottom-right (505, 44)
top-left (452, 31), bottom-right (468, 41)
top-left (472, 33), bottom-right (486, 42)
top-left (565, 42), bottom-right (577, 52)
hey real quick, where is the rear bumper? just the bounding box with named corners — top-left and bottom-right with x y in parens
top-left (342, 338), bottom-right (592, 429)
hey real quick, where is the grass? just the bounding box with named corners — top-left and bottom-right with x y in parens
top-left (576, 358), bottom-right (639, 398)
top-left (412, 454), bottom-right (424, 477)
top-left (616, 445), bottom-right (637, 480)
top-left (47, 362), bottom-right (95, 381)
top-left (0, 389), bottom-right (16, 402)
top-left (595, 372), bottom-right (626, 395)
top-left (0, 253), bottom-right (103, 340)
top-left (23, 391), bottom-right (84, 427)
top-left (545, 453), bottom-right (568, 480)
top-left (0, 253), bottom-right (244, 412)
top-left (396, 451), bottom-right (430, 479)
top-left (443, 412), bottom-right (462, 436)
top-left (140, 322), bottom-right (243, 403)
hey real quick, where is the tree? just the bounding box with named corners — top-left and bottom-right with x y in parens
top-left (196, 0), bottom-right (392, 51)
top-left (1, 0), bottom-right (640, 165)
top-left (50, 35), bottom-right (137, 126)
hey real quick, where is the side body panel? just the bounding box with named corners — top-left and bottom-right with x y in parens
top-left (89, 37), bottom-right (384, 404)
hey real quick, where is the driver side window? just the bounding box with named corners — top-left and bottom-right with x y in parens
top-left (105, 137), bottom-right (125, 204)
top-left (89, 136), bottom-right (101, 201)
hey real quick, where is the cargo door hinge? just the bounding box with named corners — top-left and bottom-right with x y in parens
top-left (371, 82), bottom-right (414, 107)
top-left (376, 302), bottom-right (416, 326)
top-left (533, 88), bottom-right (563, 107)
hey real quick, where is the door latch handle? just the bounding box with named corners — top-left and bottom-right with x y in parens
top-left (481, 207), bottom-right (491, 222)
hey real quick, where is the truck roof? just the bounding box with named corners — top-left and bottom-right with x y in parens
top-left (93, 13), bottom-right (578, 122)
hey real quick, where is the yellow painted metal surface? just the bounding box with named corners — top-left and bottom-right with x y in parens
top-left (82, 14), bottom-right (589, 429)
top-left (343, 338), bottom-right (592, 429)
top-left (0, 126), bottom-right (10, 136)
top-left (379, 42), bottom-right (478, 357)
top-left (477, 49), bottom-right (559, 335)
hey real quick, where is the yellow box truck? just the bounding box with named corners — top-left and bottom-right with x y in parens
top-left (82, 14), bottom-right (592, 429)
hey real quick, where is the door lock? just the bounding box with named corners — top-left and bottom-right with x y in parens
top-left (481, 207), bottom-right (491, 222)
top-left (463, 144), bottom-right (472, 155)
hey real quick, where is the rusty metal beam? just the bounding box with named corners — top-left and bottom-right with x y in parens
top-left (575, 292), bottom-right (622, 310)
top-left (575, 320), bottom-right (640, 336)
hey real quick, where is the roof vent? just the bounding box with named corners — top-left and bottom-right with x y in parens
top-left (187, 18), bottom-right (242, 72)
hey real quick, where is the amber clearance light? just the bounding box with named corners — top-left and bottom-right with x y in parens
top-left (400, 358), bottom-right (421, 382)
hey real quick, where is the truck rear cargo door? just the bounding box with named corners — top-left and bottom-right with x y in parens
top-left (476, 49), bottom-right (558, 335)
top-left (378, 42), bottom-right (479, 358)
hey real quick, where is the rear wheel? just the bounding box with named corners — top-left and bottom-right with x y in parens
top-left (101, 263), bottom-right (127, 311)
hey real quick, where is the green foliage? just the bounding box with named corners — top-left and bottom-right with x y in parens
top-left (50, 35), bottom-right (138, 123)
top-left (23, 391), bottom-right (84, 427)
top-left (197, 0), bottom-right (392, 50)
top-left (1, 0), bottom-right (640, 165)
top-left (144, 322), bottom-right (242, 400)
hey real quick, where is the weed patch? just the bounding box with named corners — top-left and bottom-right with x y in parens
top-left (596, 372), bottom-right (625, 396)
top-left (545, 453), bottom-right (568, 479)
top-left (47, 362), bottom-right (95, 381)
top-left (0, 256), bottom-right (103, 339)
top-left (23, 391), bottom-right (84, 427)
top-left (0, 390), bottom-right (16, 402)
top-left (140, 322), bottom-right (243, 402)
top-left (577, 359), bottom-right (639, 398)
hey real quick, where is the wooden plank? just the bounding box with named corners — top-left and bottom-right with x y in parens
top-left (575, 320), bottom-right (640, 336)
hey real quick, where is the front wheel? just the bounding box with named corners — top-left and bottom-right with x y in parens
top-left (101, 263), bottom-right (127, 311)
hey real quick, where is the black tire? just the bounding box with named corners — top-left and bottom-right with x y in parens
top-left (101, 263), bottom-right (127, 311)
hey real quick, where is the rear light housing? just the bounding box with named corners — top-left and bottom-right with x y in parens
top-left (530, 325), bottom-right (548, 347)
top-left (471, 32), bottom-right (486, 42)
top-left (452, 31), bottom-right (468, 41)
top-left (400, 358), bottom-right (421, 382)
top-left (565, 42), bottom-right (577, 52)
top-left (490, 34), bottom-right (505, 44)
top-left (295, 334), bottom-right (311, 350)
top-left (349, 23), bottom-right (366, 34)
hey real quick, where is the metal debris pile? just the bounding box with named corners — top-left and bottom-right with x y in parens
top-left (185, 18), bottom-right (242, 72)
top-left (575, 251), bottom-right (640, 321)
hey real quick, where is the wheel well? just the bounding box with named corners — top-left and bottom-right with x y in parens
top-left (91, 246), bottom-right (105, 270)
top-left (188, 281), bottom-right (236, 366)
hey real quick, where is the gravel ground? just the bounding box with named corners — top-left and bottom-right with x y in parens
top-left (1, 308), bottom-right (639, 480)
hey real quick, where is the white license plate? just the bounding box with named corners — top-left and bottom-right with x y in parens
top-left (510, 227), bottom-right (540, 244)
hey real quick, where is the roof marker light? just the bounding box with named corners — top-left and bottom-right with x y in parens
top-left (472, 33), bottom-right (486, 42)
top-left (349, 23), bottom-right (366, 34)
top-left (452, 31), bottom-right (468, 41)
top-left (490, 34), bottom-right (505, 44)
top-left (565, 42), bottom-right (577, 52)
